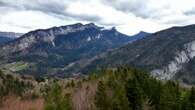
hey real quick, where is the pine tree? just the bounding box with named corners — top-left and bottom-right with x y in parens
top-left (126, 79), bottom-right (143, 110)
top-left (189, 87), bottom-right (195, 110)
top-left (0, 70), bottom-right (3, 78)
top-left (44, 83), bottom-right (72, 110)
top-left (95, 81), bottom-right (111, 110)
top-left (148, 81), bottom-right (162, 110)
top-left (181, 91), bottom-right (191, 110)
top-left (112, 86), bottom-right (130, 110)
top-left (174, 82), bottom-right (182, 110)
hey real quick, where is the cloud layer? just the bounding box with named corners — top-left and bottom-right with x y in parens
top-left (0, 0), bottom-right (195, 35)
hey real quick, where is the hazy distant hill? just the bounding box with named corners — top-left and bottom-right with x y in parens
top-left (0, 32), bottom-right (23, 44)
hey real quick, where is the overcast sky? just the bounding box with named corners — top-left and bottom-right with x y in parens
top-left (0, 0), bottom-right (195, 35)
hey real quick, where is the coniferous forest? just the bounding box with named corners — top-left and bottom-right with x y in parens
top-left (1, 67), bottom-right (195, 110)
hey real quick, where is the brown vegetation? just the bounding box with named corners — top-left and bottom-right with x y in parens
top-left (0, 95), bottom-right (44, 110)
top-left (72, 81), bottom-right (97, 110)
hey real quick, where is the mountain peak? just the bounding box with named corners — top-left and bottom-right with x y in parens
top-left (138, 31), bottom-right (147, 34)
top-left (83, 23), bottom-right (103, 30)
top-left (111, 27), bottom-right (117, 31)
top-left (60, 23), bottom-right (83, 29)
top-left (129, 31), bottom-right (149, 37)
top-left (60, 23), bottom-right (99, 30)
top-left (85, 23), bottom-right (95, 26)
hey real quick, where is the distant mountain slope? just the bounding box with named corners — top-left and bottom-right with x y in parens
top-left (128, 31), bottom-right (149, 42)
top-left (82, 24), bottom-right (195, 84)
top-left (0, 23), bottom-right (149, 77)
top-left (0, 36), bottom-right (13, 44)
top-left (0, 32), bottom-right (23, 44)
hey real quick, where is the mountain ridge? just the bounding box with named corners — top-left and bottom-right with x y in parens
top-left (80, 24), bottom-right (195, 84)
top-left (0, 23), bottom-right (149, 77)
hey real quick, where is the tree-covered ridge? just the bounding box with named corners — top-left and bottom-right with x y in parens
top-left (1, 67), bottom-right (195, 110)
top-left (42, 67), bottom-right (195, 110)
top-left (91, 67), bottom-right (195, 110)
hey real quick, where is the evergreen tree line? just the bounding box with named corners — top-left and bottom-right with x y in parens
top-left (1, 67), bottom-right (195, 110)
top-left (42, 67), bottom-right (195, 110)
top-left (95, 67), bottom-right (195, 110)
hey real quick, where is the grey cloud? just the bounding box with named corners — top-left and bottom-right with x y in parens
top-left (64, 13), bottom-right (101, 22)
top-left (163, 19), bottom-right (189, 25)
top-left (101, 0), bottom-right (171, 19)
top-left (0, 0), bottom-right (102, 24)
top-left (0, 1), bottom-right (5, 5)
top-left (101, 0), bottom-right (151, 18)
top-left (98, 20), bottom-right (124, 27)
top-left (0, 0), bottom-right (66, 15)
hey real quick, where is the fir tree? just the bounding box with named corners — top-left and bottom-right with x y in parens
top-left (44, 83), bottom-right (72, 110)
top-left (95, 81), bottom-right (111, 110)
top-left (189, 87), bottom-right (195, 110)
top-left (112, 86), bottom-right (130, 110)
top-left (126, 79), bottom-right (143, 110)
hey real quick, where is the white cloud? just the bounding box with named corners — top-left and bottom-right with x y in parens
top-left (0, 0), bottom-right (195, 35)
top-left (0, 10), bottom-right (68, 32)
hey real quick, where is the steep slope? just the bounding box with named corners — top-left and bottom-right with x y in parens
top-left (82, 24), bottom-right (195, 84)
top-left (0, 32), bottom-right (23, 44)
top-left (0, 23), bottom-right (149, 77)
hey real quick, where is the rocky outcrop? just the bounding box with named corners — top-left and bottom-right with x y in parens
top-left (151, 40), bottom-right (195, 80)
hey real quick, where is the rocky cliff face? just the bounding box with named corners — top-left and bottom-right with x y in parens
top-left (151, 40), bottom-right (195, 80)
top-left (1, 23), bottom-right (99, 53)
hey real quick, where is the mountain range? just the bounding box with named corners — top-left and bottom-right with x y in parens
top-left (0, 23), bottom-right (149, 77)
top-left (82, 24), bottom-right (195, 84)
top-left (1, 23), bottom-right (195, 85)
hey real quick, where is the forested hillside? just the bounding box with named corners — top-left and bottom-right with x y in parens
top-left (0, 23), bottom-right (149, 77)
top-left (82, 24), bottom-right (195, 85)
top-left (0, 67), bottom-right (195, 110)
